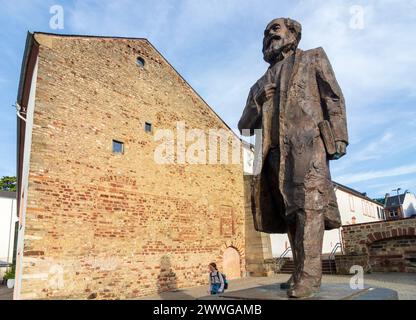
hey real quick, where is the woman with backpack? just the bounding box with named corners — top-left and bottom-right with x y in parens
top-left (208, 262), bottom-right (225, 295)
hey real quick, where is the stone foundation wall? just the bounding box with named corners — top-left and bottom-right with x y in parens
top-left (335, 254), bottom-right (370, 274)
top-left (341, 217), bottom-right (416, 273)
top-left (369, 237), bottom-right (416, 272)
top-left (264, 258), bottom-right (279, 274)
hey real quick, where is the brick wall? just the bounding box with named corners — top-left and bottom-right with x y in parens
top-left (17, 34), bottom-right (247, 299)
top-left (341, 217), bottom-right (416, 273)
top-left (369, 237), bottom-right (416, 272)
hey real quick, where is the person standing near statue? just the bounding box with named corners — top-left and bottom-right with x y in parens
top-left (238, 17), bottom-right (348, 298)
top-left (208, 262), bottom-right (225, 295)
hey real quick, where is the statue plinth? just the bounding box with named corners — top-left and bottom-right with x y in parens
top-left (199, 283), bottom-right (398, 300)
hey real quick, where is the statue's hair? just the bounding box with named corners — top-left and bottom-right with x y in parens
top-left (283, 18), bottom-right (302, 46)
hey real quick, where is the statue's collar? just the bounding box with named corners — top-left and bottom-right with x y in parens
top-left (268, 49), bottom-right (302, 70)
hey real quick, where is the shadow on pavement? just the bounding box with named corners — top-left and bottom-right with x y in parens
top-left (0, 285), bottom-right (13, 300)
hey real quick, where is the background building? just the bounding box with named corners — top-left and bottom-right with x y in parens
top-left (0, 191), bottom-right (17, 277)
top-left (240, 146), bottom-right (384, 258)
top-left (14, 32), bottom-right (256, 299)
top-left (384, 191), bottom-right (416, 220)
top-left (270, 182), bottom-right (384, 257)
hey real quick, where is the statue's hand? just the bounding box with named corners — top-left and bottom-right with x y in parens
top-left (332, 141), bottom-right (347, 160)
top-left (264, 83), bottom-right (277, 100)
top-left (255, 83), bottom-right (277, 106)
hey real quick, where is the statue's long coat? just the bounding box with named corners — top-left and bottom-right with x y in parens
top-left (238, 47), bottom-right (348, 234)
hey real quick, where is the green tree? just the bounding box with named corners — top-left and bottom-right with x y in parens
top-left (0, 176), bottom-right (17, 192)
top-left (373, 198), bottom-right (385, 206)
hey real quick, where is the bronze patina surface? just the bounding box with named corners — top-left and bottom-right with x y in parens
top-left (238, 18), bottom-right (348, 298)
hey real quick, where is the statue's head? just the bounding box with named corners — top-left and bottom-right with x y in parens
top-left (262, 18), bottom-right (302, 65)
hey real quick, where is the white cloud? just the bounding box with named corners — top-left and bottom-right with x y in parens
top-left (337, 163), bottom-right (416, 185)
top-left (350, 132), bottom-right (394, 161)
top-left (365, 178), bottom-right (416, 196)
top-left (332, 129), bottom-right (416, 175)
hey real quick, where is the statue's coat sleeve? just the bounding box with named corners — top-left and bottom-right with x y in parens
top-left (238, 86), bottom-right (262, 136)
top-left (315, 47), bottom-right (349, 145)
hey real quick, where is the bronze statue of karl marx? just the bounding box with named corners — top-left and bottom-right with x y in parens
top-left (238, 18), bottom-right (348, 298)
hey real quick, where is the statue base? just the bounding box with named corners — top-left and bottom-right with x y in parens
top-left (199, 283), bottom-right (398, 300)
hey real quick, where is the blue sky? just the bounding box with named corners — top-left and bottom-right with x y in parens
top-left (0, 0), bottom-right (415, 198)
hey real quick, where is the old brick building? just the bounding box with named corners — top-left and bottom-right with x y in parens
top-left (13, 32), bottom-right (267, 299)
top-left (384, 191), bottom-right (416, 220)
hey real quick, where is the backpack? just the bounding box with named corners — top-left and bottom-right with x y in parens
top-left (221, 273), bottom-right (229, 290)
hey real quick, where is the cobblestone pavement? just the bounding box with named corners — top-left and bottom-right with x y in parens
top-left (2, 273), bottom-right (415, 300)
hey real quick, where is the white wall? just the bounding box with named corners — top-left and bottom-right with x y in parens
top-left (0, 196), bottom-right (17, 264)
top-left (403, 193), bottom-right (416, 218)
top-left (334, 187), bottom-right (382, 224)
top-left (242, 146), bottom-right (254, 175)
top-left (270, 186), bottom-right (383, 257)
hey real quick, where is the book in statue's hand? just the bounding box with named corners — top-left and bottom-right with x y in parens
top-left (318, 120), bottom-right (337, 157)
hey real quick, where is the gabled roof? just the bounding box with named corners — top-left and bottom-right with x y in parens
top-left (23, 32), bottom-right (240, 140)
top-left (333, 181), bottom-right (382, 206)
top-left (385, 193), bottom-right (406, 208)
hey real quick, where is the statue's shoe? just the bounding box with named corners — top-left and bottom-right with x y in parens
top-left (280, 276), bottom-right (295, 290)
top-left (287, 283), bottom-right (320, 299)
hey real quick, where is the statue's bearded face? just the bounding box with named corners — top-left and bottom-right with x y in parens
top-left (263, 18), bottom-right (299, 64)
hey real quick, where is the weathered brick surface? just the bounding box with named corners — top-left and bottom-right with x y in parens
top-left (369, 237), bottom-right (416, 273)
top-left (335, 254), bottom-right (370, 274)
top-left (18, 34), bottom-right (246, 299)
top-left (341, 217), bottom-right (416, 273)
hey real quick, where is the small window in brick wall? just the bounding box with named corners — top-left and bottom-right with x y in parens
top-left (136, 57), bottom-right (145, 68)
top-left (145, 122), bottom-right (152, 133)
top-left (112, 140), bottom-right (124, 154)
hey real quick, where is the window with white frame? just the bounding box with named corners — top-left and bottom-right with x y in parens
top-left (390, 209), bottom-right (398, 217)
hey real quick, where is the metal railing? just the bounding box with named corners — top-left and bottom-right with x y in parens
top-left (276, 247), bottom-right (292, 272)
top-left (327, 242), bottom-right (342, 274)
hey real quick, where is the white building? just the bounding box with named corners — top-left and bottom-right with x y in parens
top-left (270, 182), bottom-right (384, 257)
top-left (0, 191), bottom-right (18, 272)
top-left (241, 144), bottom-right (384, 258)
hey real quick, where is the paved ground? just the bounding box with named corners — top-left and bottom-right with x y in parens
top-left (0, 285), bottom-right (13, 300)
top-left (140, 273), bottom-right (416, 300)
top-left (2, 273), bottom-right (415, 300)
